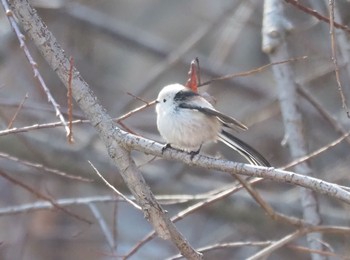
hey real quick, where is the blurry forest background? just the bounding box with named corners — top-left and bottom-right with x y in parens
top-left (1, 0), bottom-right (350, 259)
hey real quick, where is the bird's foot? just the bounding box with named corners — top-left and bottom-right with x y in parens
top-left (162, 144), bottom-right (202, 160)
top-left (161, 143), bottom-right (172, 154)
top-left (189, 145), bottom-right (202, 160)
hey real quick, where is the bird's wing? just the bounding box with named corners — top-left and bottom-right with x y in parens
top-left (179, 103), bottom-right (248, 131)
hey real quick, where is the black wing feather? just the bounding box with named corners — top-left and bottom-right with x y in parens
top-left (219, 130), bottom-right (270, 167)
top-left (177, 101), bottom-right (270, 166)
top-left (179, 103), bottom-right (248, 131)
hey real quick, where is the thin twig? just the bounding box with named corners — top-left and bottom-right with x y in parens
top-left (328, 0), bottom-right (350, 117)
top-left (126, 92), bottom-right (151, 105)
top-left (233, 174), bottom-right (305, 226)
top-left (170, 224), bottom-right (350, 260)
top-left (0, 196), bottom-right (121, 216)
top-left (0, 151), bottom-right (92, 182)
top-left (116, 100), bottom-right (156, 123)
top-left (130, 1), bottom-right (241, 103)
top-left (289, 244), bottom-right (348, 259)
top-left (247, 229), bottom-right (306, 260)
top-left (112, 201), bottom-right (118, 251)
top-left (0, 119), bottom-right (88, 136)
top-left (1, 0), bottom-right (71, 136)
top-left (88, 161), bottom-right (141, 211)
top-left (0, 187), bottom-right (256, 217)
top-left (297, 86), bottom-right (350, 145)
top-left (0, 57), bottom-right (307, 138)
top-left (284, 0), bottom-right (350, 34)
top-left (67, 56), bottom-right (74, 143)
top-left (62, 2), bottom-right (268, 97)
top-left (88, 203), bottom-right (116, 251)
top-left (124, 180), bottom-right (262, 259)
top-left (200, 56), bottom-right (307, 86)
top-left (7, 92), bottom-right (28, 129)
top-left (117, 120), bottom-right (138, 135)
top-left (281, 129), bottom-right (350, 170)
top-left (118, 57), bottom-right (307, 127)
top-left (168, 241), bottom-right (273, 260)
top-left (0, 170), bottom-right (91, 224)
top-left (248, 225), bottom-right (350, 260)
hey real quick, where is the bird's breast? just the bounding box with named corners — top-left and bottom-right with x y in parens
top-left (157, 108), bottom-right (221, 151)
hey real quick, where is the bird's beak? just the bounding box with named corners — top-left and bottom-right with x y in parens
top-left (155, 100), bottom-right (160, 104)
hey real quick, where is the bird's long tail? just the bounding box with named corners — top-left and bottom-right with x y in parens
top-left (218, 130), bottom-right (270, 167)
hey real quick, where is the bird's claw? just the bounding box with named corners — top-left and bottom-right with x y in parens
top-left (162, 144), bottom-right (201, 160)
top-left (189, 145), bottom-right (201, 160)
top-left (161, 143), bottom-right (172, 154)
top-left (189, 150), bottom-right (199, 160)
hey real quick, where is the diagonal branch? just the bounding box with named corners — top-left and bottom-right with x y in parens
top-left (284, 0), bottom-right (350, 34)
top-left (9, 0), bottom-right (202, 258)
top-left (0, 151), bottom-right (92, 182)
top-left (1, 0), bottom-right (71, 137)
top-left (327, 0), bottom-right (350, 117)
top-left (0, 169), bottom-right (91, 224)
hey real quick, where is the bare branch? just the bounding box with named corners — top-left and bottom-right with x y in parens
top-left (122, 124), bottom-right (350, 203)
top-left (281, 130), bottom-right (350, 170)
top-left (328, 0), bottom-right (350, 117)
top-left (124, 182), bottom-right (248, 259)
top-left (0, 188), bottom-right (254, 217)
top-left (0, 151), bottom-right (92, 182)
top-left (0, 119), bottom-right (88, 136)
top-left (88, 161), bottom-right (141, 211)
top-left (1, 0), bottom-right (71, 136)
top-left (200, 56), bottom-right (308, 86)
top-left (7, 92), bottom-right (28, 129)
top-left (168, 241), bottom-right (272, 260)
top-left (88, 203), bottom-right (116, 252)
top-left (284, 0), bottom-right (350, 34)
top-left (297, 86), bottom-right (350, 145)
top-left (233, 174), bottom-right (305, 226)
top-left (247, 229), bottom-right (307, 260)
top-left (249, 225), bottom-right (350, 260)
top-left (0, 169), bottom-right (91, 224)
top-left (67, 56), bottom-right (74, 143)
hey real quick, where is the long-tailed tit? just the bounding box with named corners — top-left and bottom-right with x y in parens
top-left (155, 83), bottom-right (270, 166)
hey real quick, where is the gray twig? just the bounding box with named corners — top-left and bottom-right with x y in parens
top-left (1, 0), bottom-right (70, 137)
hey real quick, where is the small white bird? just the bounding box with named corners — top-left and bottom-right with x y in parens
top-left (155, 83), bottom-right (270, 166)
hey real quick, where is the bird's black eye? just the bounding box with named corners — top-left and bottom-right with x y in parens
top-left (163, 99), bottom-right (167, 103)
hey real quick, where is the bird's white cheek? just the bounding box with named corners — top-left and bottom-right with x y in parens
top-left (155, 104), bottom-right (161, 116)
top-left (157, 109), bottom-right (176, 141)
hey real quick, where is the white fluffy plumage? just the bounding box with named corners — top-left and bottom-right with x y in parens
top-left (155, 83), bottom-right (270, 166)
top-left (156, 84), bottom-right (220, 152)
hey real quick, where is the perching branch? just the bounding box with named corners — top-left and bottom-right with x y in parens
top-left (121, 133), bottom-right (350, 204)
